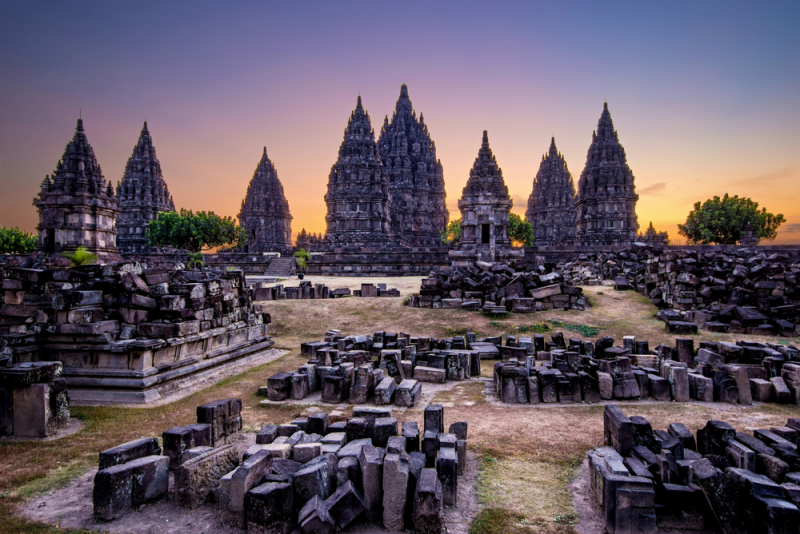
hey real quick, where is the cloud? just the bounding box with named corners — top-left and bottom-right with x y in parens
top-left (782, 223), bottom-right (800, 234)
top-left (733, 166), bottom-right (795, 186)
top-left (638, 182), bottom-right (666, 195)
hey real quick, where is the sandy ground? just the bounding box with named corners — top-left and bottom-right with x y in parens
top-left (258, 275), bottom-right (426, 296)
top-left (21, 431), bottom-right (480, 534)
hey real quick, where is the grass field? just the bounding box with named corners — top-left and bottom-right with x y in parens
top-left (1, 277), bottom-right (798, 533)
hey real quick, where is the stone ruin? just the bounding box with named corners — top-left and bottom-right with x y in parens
top-left (552, 243), bottom-right (800, 336)
top-left (295, 228), bottom-right (326, 252)
top-left (0, 361), bottom-right (69, 438)
top-left (378, 84), bottom-right (449, 247)
top-left (0, 263), bottom-right (272, 403)
top-left (263, 330), bottom-right (490, 407)
top-left (492, 331), bottom-right (800, 406)
top-left (33, 118), bottom-right (121, 264)
top-left (407, 259), bottom-right (586, 313)
top-left (93, 398), bottom-right (465, 533)
top-left (115, 121), bottom-right (176, 256)
top-left (450, 131), bottom-right (522, 266)
top-left (324, 96), bottom-right (394, 246)
top-left (526, 137), bottom-right (577, 247)
top-left (637, 221), bottom-right (669, 247)
top-left (575, 103), bottom-right (639, 247)
top-left (238, 147), bottom-right (294, 254)
top-left (591, 404), bottom-right (799, 533)
top-left (250, 281), bottom-right (399, 300)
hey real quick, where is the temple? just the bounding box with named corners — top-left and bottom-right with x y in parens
top-left (295, 228), bottom-right (325, 252)
top-left (526, 137), bottom-right (576, 246)
top-left (238, 147), bottom-right (293, 253)
top-left (33, 118), bottom-right (121, 262)
top-left (116, 122), bottom-right (175, 255)
top-left (575, 103), bottom-right (639, 246)
top-left (324, 96), bottom-right (393, 245)
top-left (637, 221), bottom-right (669, 247)
top-left (450, 131), bottom-right (520, 266)
top-left (378, 84), bottom-right (448, 246)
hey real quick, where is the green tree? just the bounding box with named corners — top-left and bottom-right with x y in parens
top-left (509, 213), bottom-right (534, 247)
top-left (440, 219), bottom-right (462, 245)
top-left (0, 227), bottom-right (38, 254)
top-left (677, 194), bottom-right (785, 245)
top-left (62, 246), bottom-right (98, 267)
top-left (293, 248), bottom-right (311, 273)
top-left (147, 209), bottom-right (248, 254)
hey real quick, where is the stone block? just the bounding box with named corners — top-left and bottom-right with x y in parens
top-left (373, 417), bottom-right (398, 448)
top-left (244, 482), bottom-right (293, 534)
top-left (306, 412), bottom-right (329, 436)
top-left (413, 365), bottom-right (446, 383)
top-left (383, 452), bottom-right (410, 531)
top-left (688, 373), bottom-right (714, 402)
top-left (256, 424), bottom-right (279, 445)
top-left (267, 372), bottom-right (293, 401)
top-left (412, 468), bottom-right (443, 534)
top-left (395, 379), bottom-right (422, 407)
top-left (359, 444), bottom-right (385, 522)
top-left (298, 495), bottom-right (334, 534)
top-left (337, 437), bottom-right (371, 459)
top-left (321, 375), bottom-right (347, 403)
top-left (604, 404), bottom-right (634, 457)
top-left (324, 479), bottom-right (365, 528)
top-left (175, 444), bottom-right (239, 509)
top-left (293, 453), bottom-right (337, 504)
top-left (162, 423), bottom-right (212, 469)
top-left (98, 437), bottom-right (162, 470)
top-left (93, 455), bottom-right (169, 521)
top-left (375, 376), bottom-right (397, 405)
top-left (750, 378), bottom-right (774, 402)
top-left (229, 449), bottom-right (273, 513)
top-left (403, 421), bottom-right (420, 452)
top-left (598, 371), bottom-right (613, 400)
top-left (649, 376), bottom-right (671, 401)
top-left (668, 366), bottom-right (690, 402)
top-left (12, 381), bottom-right (69, 438)
top-left (436, 446), bottom-right (458, 506)
top-left (196, 398), bottom-right (242, 445)
top-left (424, 404), bottom-right (444, 434)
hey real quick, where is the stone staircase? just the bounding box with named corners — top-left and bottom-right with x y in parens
top-left (263, 257), bottom-right (295, 277)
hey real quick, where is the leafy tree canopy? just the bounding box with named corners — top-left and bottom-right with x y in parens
top-left (440, 219), bottom-right (462, 245)
top-left (677, 194), bottom-right (785, 245)
top-left (509, 214), bottom-right (534, 247)
top-left (0, 227), bottom-right (38, 254)
top-left (147, 209), bottom-right (247, 253)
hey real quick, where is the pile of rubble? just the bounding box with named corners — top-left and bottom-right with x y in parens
top-left (0, 361), bottom-right (69, 438)
top-left (555, 244), bottom-right (800, 336)
top-left (0, 263), bottom-right (272, 403)
top-left (492, 332), bottom-right (800, 406)
top-left (590, 404), bottom-right (799, 533)
top-left (407, 260), bottom-right (586, 313)
top-left (263, 330), bottom-right (498, 407)
top-left (94, 398), bottom-right (464, 533)
top-left (251, 281), bottom-right (399, 300)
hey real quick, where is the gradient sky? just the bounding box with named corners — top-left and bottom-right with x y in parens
top-left (2, 1), bottom-right (799, 244)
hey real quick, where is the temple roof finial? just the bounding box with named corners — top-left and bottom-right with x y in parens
top-left (400, 84), bottom-right (409, 98)
top-left (481, 130), bottom-right (489, 148)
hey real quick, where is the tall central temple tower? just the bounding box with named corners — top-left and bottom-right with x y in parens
top-left (34, 118), bottom-right (120, 262)
top-left (324, 96), bottom-right (393, 245)
top-left (116, 122), bottom-right (175, 255)
top-left (378, 84), bottom-right (448, 246)
top-left (526, 138), bottom-right (576, 246)
top-left (575, 103), bottom-right (639, 246)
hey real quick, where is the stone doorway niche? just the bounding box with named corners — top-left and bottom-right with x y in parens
top-left (481, 224), bottom-right (490, 244)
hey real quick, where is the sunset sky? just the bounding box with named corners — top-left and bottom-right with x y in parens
top-left (1, 1), bottom-right (799, 244)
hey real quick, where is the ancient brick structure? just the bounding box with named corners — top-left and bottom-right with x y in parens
top-left (378, 84), bottom-right (448, 246)
top-left (637, 222), bottom-right (668, 247)
top-left (526, 137), bottom-right (576, 246)
top-left (575, 103), bottom-right (639, 246)
top-left (450, 131), bottom-right (521, 266)
top-left (295, 229), bottom-right (325, 252)
top-left (116, 122), bottom-right (176, 256)
top-left (33, 118), bottom-right (121, 262)
top-left (238, 147), bottom-right (293, 253)
top-left (324, 97), bottom-right (393, 245)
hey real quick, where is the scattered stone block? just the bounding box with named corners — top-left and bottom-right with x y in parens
top-left (244, 482), bottom-right (293, 533)
top-left (98, 437), bottom-right (161, 470)
top-left (175, 444), bottom-right (239, 509)
top-left (93, 455), bottom-right (169, 521)
top-left (162, 424), bottom-right (212, 469)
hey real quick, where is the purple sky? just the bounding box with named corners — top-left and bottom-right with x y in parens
top-left (1, 1), bottom-right (799, 243)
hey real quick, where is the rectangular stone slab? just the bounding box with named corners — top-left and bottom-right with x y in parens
top-left (174, 444), bottom-right (239, 509)
top-left (98, 437), bottom-right (162, 470)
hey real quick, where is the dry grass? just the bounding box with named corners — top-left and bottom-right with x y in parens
top-left (2, 275), bottom-right (799, 532)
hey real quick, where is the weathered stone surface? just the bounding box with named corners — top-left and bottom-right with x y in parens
top-left (413, 467), bottom-right (443, 534)
top-left (196, 398), bottom-right (242, 446)
top-left (293, 453), bottom-right (337, 504)
top-left (229, 449), bottom-right (273, 513)
top-left (359, 444), bottom-right (385, 522)
top-left (298, 494), bottom-right (334, 534)
top-left (98, 437), bottom-right (161, 470)
top-left (436, 446), bottom-right (458, 506)
top-left (162, 424), bottom-right (212, 469)
top-left (413, 365), bottom-right (446, 383)
top-left (324, 479), bottom-right (365, 528)
top-left (395, 379), bottom-right (421, 407)
top-left (382, 452), bottom-right (409, 531)
top-left (175, 444), bottom-right (239, 509)
top-left (238, 147), bottom-right (293, 253)
top-left (93, 455), bottom-right (169, 521)
top-left (244, 482), bottom-right (293, 534)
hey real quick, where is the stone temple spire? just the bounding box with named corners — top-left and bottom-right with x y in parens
top-left (116, 121), bottom-right (176, 255)
top-left (451, 131), bottom-right (519, 265)
top-left (526, 137), bottom-right (576, 246)
top-left (575, 102), bottom-right (639, 246)
top-left (33, 117), bottom-right (120, 261)
top-left (324, 96), bottom-right (393, 245)
top-left (378, 84), bottom-right (448, 246)
top-left (238, 147), bottom-right (293, 253)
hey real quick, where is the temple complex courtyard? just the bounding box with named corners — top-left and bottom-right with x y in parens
top-left (1, 277), bottom-right (797, 534)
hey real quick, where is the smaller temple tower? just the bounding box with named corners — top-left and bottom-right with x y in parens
top-left (116, 122), bottom-right (175, 255)
top-left (637, 222), bottom-right (669, 247)
top-left (526, 138), bottom-right (576, 246)
top-left (238, 147), bottom-right (293, 253)
top-left (451, 131), bottom-right (521, 266)
top-left (324, 96), bottom-right (393, 246)
top-left (34, 118), bottom-right (121, 262)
